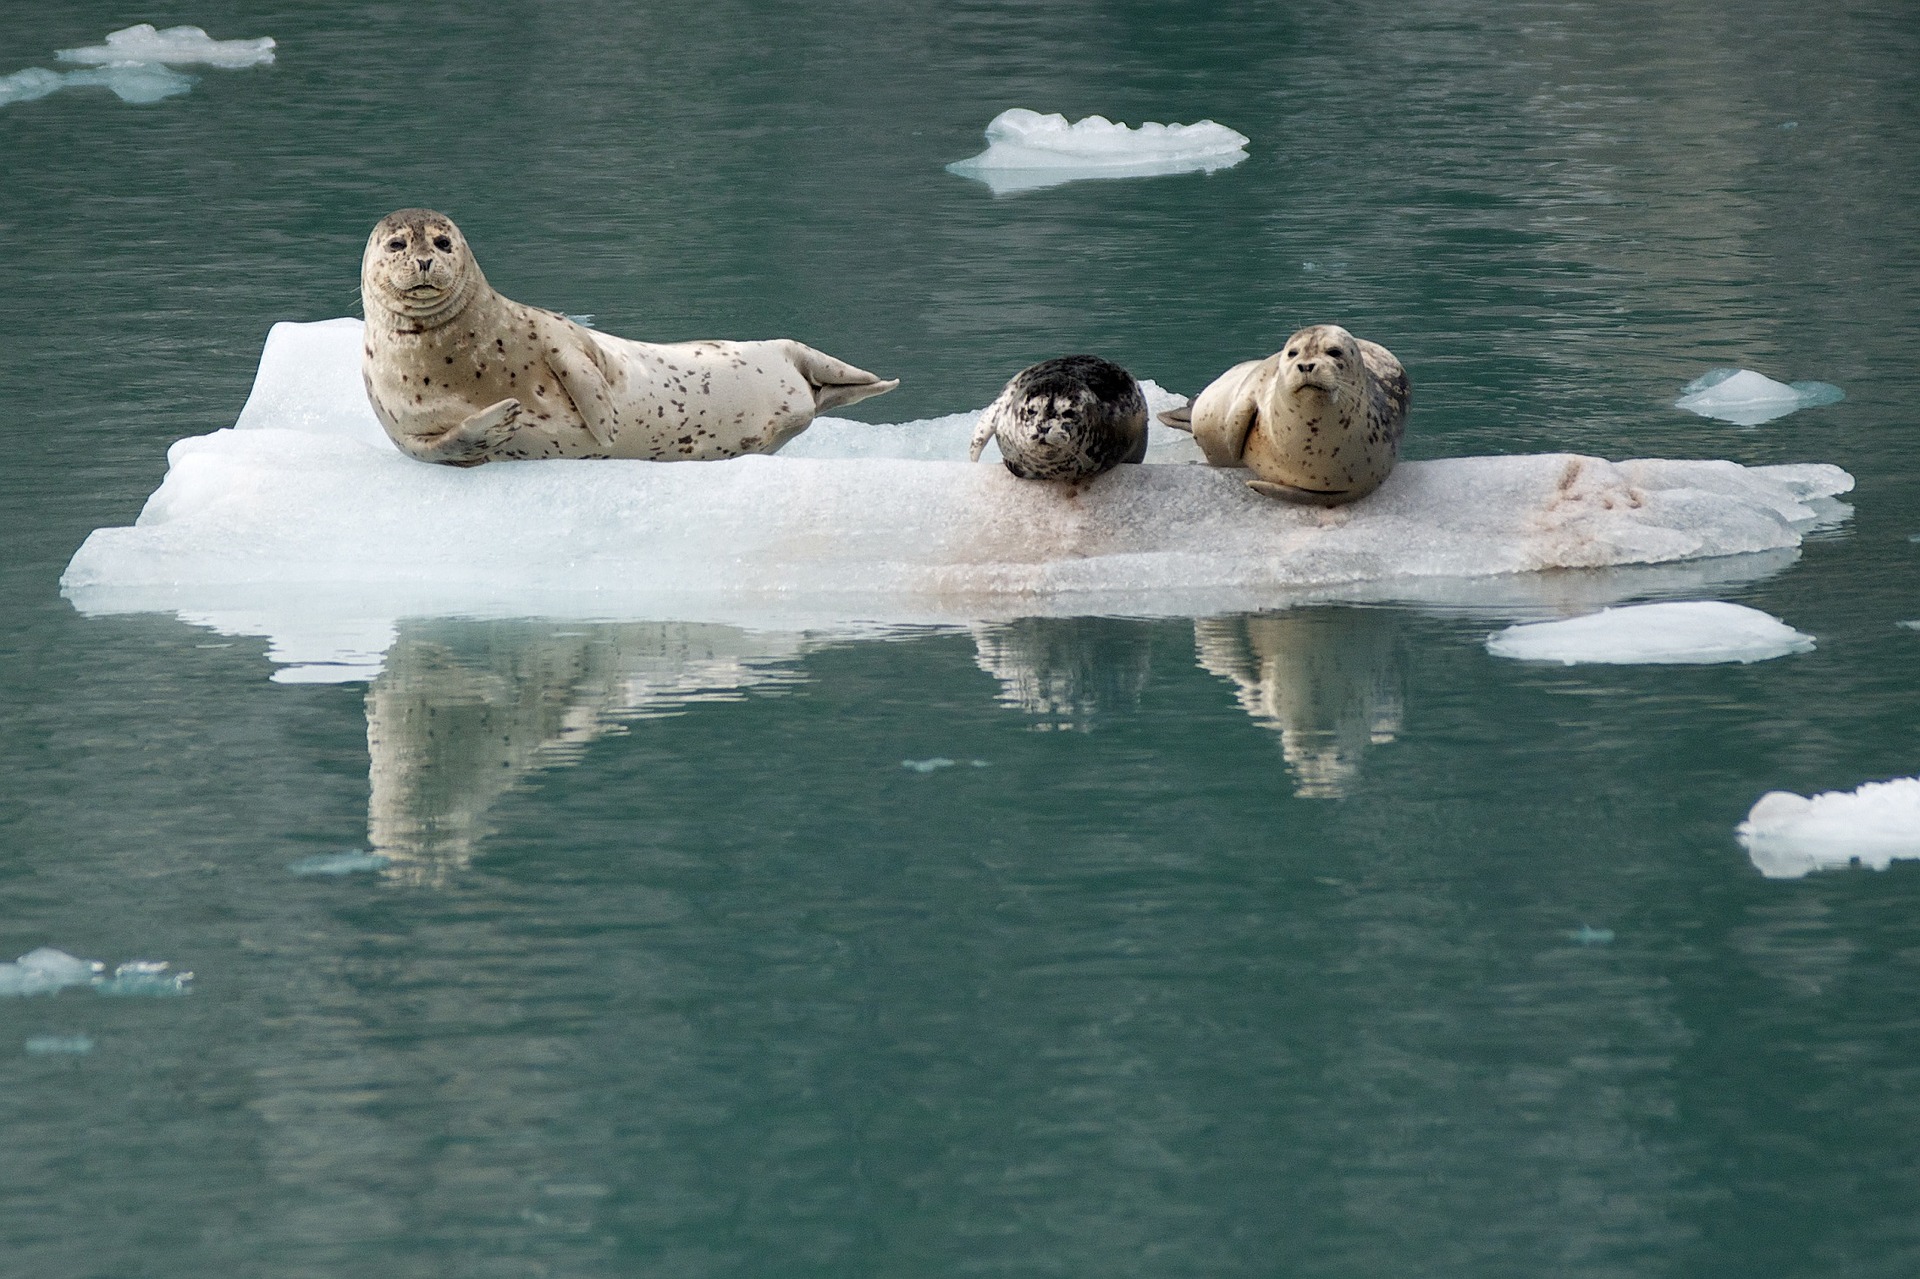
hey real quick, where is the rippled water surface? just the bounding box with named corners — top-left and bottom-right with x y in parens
top-left (3, 3), bottom-right (1919, 1275)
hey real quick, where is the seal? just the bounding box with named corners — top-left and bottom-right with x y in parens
top-left (359, 209), bottom-right (898, 465)
top-left (1159, 325), bottom-right (1409, 505)
top-left (968, 355), bottom-right (1148, 481)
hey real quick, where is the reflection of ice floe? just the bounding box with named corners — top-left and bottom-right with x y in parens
top-left (288, 850), bottom-right (391, 877)
top-left (971, 617), bottom-right (1158, 731)
top-left (1739, 777), bottom-right (1920, 879)
top-left (947, 108), bottom-right (1249, 194)
top-left (1195, 610), bottom-right (1404, 799)
top-left (0, 64), bottom-right (194, 106)
top-left (1486, 601), bottom-right (1815, 665)
top-left (56, 24), bottom-right (276, 68)
top-left (0, 949), bottom-right (190, 997)
top-left (61, 318), bottom-right (1855, 660)
top-left (366, 620), bottom-right (811, 882)
top-left (1675, 369), bottom-right (1845, 426)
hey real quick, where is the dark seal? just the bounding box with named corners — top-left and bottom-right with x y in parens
top-left (969, 355), bottom-right (1149, 482)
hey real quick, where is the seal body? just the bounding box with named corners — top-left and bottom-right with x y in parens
top-left (968, 355), bottom-right (1149, 481)
top-left (1160, 324), bottom-right (1409, 505)
top-left (359, 209), bottom-right (898, 465)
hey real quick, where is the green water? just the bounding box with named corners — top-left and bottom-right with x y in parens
top-left (4, 3), bottom-right (1919, 1275)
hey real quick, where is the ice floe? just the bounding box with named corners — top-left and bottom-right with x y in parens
top-left (1738, 777), bottom-right (1920, 879)
top-left (61, 318), bottom-right (1856, 678)
top-left (24, 1035), bottom-right (95, 1056)
top-left (947, 108), bottom-right (1249, 194)
top-left (56, 24), bottom-right (276, 68)
top-left (1675, 368), bottom-right (1845, 426)
top-left (2, 24), bottom-right (271, 109)
top-left (1485, 601), bottom-right (1815, 665)
top-left (0, 948), bottom-right (191, 997)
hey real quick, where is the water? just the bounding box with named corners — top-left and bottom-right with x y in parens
top-left (3, 3), bottom-right (1919, 1275)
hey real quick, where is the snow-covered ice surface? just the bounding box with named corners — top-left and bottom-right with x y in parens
top-left (2, 25), bottom-right (270, 109)
top-left (947, 108), bottom-right (1250, 194)
top-left (56, 24), bottom-right (276, 68)
top-left (1738, 778), bottom-right (1920, 879)
top-left (1485, 601), bottom-right (1816, 665)
top-left (61, 318), bottom-right (1856, 681)
top-left (1675, 368), bottom-right (1846, 426)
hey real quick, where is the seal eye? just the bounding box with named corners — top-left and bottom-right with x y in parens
top-left (433, 235), bottom-right (453, 251)
top-left (1286, 348), bottom-right (1298, 358)
top-left (386, 237), bottom-right (406, 251)
top-left (1325, 347), bottom-right (1344, 359)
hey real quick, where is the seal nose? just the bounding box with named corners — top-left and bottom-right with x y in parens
top-left (1298, 360), bottom-right (1317, 373)
top-left (415, 258), bottom-right (433, 272)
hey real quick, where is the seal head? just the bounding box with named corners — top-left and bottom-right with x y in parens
top-left (969, 355), bottom-right (1149, 482)
top-left (362, 209), bottom-right (485, 330)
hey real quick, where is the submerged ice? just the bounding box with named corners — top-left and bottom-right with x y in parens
top-left (61, 318), bottom-right (1857, 674)
top-left (948, 108), bottom-right (1250, 193)
top-left (1675, 369), bottom-right (1845, 426)
top-left (1485, 601), bottom-right (1815, 665)
top-left (0, 64), bottom-right (194, 106)
top-left (1739, 778), bottom-right (1920, 879)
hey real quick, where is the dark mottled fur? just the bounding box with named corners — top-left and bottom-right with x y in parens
top-left (970, 355), bottom-right (1149, 482)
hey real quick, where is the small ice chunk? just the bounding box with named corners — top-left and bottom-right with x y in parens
top-left (948, 108), bottom-right (1249, 193)
top-left (902, 758), bottom-right (957, 773)
top-left (1566, 926), bottom-right (1615, 946)
top-left (56, 24), bottom-right (276, 68)
top-left (93, 961), bottom-right (193, 997)
top-left (289, 849), bottom-right (391, 876)
top-left (25, 1035), bottom-right (94, 1056)
top-left (0, 64), bottom-right (195, 106)
top-left (1738, 777), bottom-right (1920, 879)
top-left (0, 948), bottom-right (104, 996)
top-left (1675, 368), bottom-right (1845, 426)
top-left (1486, 601), bottom-right (1814, 665)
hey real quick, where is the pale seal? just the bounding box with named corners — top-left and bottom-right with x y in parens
top-left (360, 209), bottom-right (898, 465)
top-left (1159, 324), bottom-right (1409, 505)
top-left (968, 355), bottom-right (1148, 481)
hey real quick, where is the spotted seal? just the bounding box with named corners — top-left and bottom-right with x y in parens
top-left (1159, 324), bottom-right (1409, 505)
top-left (360, 209), bottom-right (898, 465)
top-left (968, 355), bottom-right (1148, 481)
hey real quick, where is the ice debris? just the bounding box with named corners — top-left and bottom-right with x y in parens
top-left (289, 849), bottom-right (392, 876)
top-left (902, 758), bottom-right (990, 773)
top-left (25, 1035), bottom-right (95, 1056)
top-left (2, 24), bottom-right (270, 109)
top-left (0, 949), bottom-right (191, 998)
top-left (1738, 777), bottom-right (1920, 879)
top-left (1486, 601), bottom-right (1815, 665)
top-left (1675, 369), bottom-right (1845, 426)
top-left (948, 108), bottom-right (1249, 194)
top-left (1567, 926), bottom-right (1615, 946)
top-left (56, 24), bottom-right (276, 68)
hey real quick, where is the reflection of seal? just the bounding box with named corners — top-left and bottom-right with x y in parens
top-left (969, 355), bottom-right (1148, 481)
top-left (1160, 325), bottom-right (1408, 505)
top-left (360, 209), bottom-right (898, 465)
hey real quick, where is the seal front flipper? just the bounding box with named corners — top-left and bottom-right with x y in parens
top-left (546, 335), bottom-right (619, 450)
top-left (781, 341), bottom-right (899, 414)
top-left (407, 398), bottom-right (523, 466)
top-left (969, 385), bottom-right (1016, 462)
top-left (1246, 478), bottom-right (1354, 507)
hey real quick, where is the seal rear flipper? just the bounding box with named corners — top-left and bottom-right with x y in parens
top-left (1246, 479), bottom-right (1355, 507)
top-left (1157, 404), bottom-right (1194, 432)
top-left (783, 341), bottom-right (899, 413)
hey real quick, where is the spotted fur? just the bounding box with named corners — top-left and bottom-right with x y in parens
top-left (360, 209), bottom-right (897, 466)
top-left (969, 355), bottom-right (1149, 482)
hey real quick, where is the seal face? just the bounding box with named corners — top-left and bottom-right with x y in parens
top-left (359, 209), bottom-right (898, 466)
top-left (968, 355), bottom-right (1149, 482)
top-left (1160, 324), bottom-right (1410, 505)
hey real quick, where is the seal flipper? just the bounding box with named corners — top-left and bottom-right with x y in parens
top-left (407, 398), bottom-right (522, 466)
top-left (546, 337), bottom-right (620, 450)
top-left (781, 341), bottom-right (899, 413)
top-left (1158, 404), bottom-right (1194, 432)
top-left (1247, 479), bottom-right (1354, 507)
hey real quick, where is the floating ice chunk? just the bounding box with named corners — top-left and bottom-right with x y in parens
top-left (902, 758), bottom-right (956, 773)
top-left (56, 24), bottom-right (276, 68)
top-left (1487, 601), bottom-right (1813, 665)
top-left (0, 948), bottom-right (104, 997)
top-left (1675, 368), bottom-right (1845, 426)
top-left (948, 108), bottom-right (1249, 194)
top-left (1738, 777), bottom-right (1920, 879)
top-left (0, 63), bottom-right (195, 106)
top-left (1566, 926), bottom-right (1615, 946)
top-left (25, 1035), bottom-right (95, 1056)
top-left (61, 320), bottom-right (1858, 650)
top-left (289, 849), bottom-right (391, 876)
top-left (94, 961), bottom-right (192, 997)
